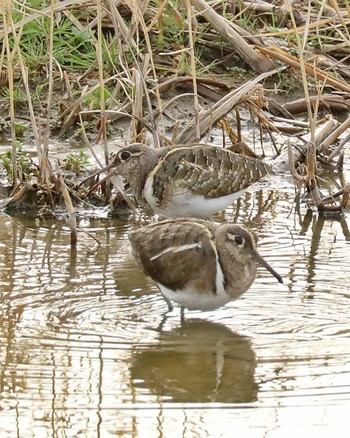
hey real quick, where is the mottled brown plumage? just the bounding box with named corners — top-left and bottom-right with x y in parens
top-left (98, 143), bottom-right (270, 218)
top-left (128, 218), bottom-right (282, 313)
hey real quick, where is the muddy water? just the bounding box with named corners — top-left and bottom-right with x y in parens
top-left (1, 175), bottom-right (350, 437)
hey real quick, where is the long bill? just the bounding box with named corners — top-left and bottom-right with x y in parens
top-left (79, 159), bottom-right (117, 188)
top-left (78, 158), bottom-right (136, 211)
top-left (253, 250), bottom-right (283, 284)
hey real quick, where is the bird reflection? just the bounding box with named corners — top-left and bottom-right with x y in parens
top-left (130, 320), bottom-right (257, 403)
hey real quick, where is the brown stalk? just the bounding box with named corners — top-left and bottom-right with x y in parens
top-left (261, 10), bottom-right (350, 38)
top-left (317, 115), bottom-right (350, 153)
top-left (327, 130), bottom-right (350, 163)
top-left (2, 4), bottom-right (18, 188)
top-left (257, 46), bottom-right (350, 94)
top-left (307, 143), bottom-right (334, 212)
top-left (121, 0), bottom-right (163, 147)
top-left (329, 0), bottom-right (350, 42)
top-left (174, 69), bottom-right (281, 144)
top-left (185, 0), bottom-right (200, 142)
top-left (96, 0), bottom-right (109, 164)
top-left (59, 176), bottom-right (77, 247)
top-left (41, 0), bottom-right (56, 186)
top-left (0, 0), bottom-right (90, 38)
top-left (313, 117), bottom-right (340, 146)
top-left (190, 0), bottom-right (275, 73)
top-left (132, 68), bottom-right (144, 140)
top-left (340, 184), bottom-right (350, 210)
top-left (283, 94), bottom-right (349, 114)
top-left (287, 139), bottom-right (304, 182)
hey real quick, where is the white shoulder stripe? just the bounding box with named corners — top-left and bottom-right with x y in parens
top-left (150, 243), bottom-right (202, 261)
top-left (207, 237), bottom-right (225, 296)
top-left (215, 255), bottom-right (226, 296)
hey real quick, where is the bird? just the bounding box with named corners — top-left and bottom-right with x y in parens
top-left (87, 143), bottom-right (271, 218)
top-left (128, 218), bottom-right (283, 315)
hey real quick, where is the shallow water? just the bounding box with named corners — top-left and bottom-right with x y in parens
top-left (1, 170), bottom-right (350, 437)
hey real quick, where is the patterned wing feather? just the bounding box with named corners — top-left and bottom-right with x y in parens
top-left (129, 220), bottom-right (218, 293)
top-left (153, 146), bottom-right (270, 202)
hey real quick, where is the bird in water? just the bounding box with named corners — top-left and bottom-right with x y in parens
top-left (128, 218), bottom-right (282, 315)
top-left (86, 143), bottom-right (270, 218)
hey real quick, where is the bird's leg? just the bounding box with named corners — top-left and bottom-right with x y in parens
top-left (155, 314), bottom-right (168, 332)
top-left (159, 290), bottom-right (173, 312)
top-left (180, 306), bottom-right (185, 324)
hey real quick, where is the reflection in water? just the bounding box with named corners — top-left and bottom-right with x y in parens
top-left (292, 209), bottom-right (350, 299)
top-left (131, 320), bottom-right (257, 403)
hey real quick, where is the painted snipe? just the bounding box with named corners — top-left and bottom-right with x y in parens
top-left (128, 218), bottom-right (282, 314)
top-left (89, 143), bottom-right (270, 218)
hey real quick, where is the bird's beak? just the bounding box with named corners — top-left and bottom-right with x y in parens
top-left (253, 250), bottom-right (283, 284)
top-left (79, 159), bottom-right (117, 188)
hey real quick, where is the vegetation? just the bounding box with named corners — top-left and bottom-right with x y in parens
top-left (1, 0), bottom-right (350, 227)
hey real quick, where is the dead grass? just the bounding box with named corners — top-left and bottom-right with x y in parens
top-left (1, 0), bottom-right (350, 225)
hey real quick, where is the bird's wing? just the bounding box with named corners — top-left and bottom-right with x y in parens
top-left (158, 146), bottom-right (270, 199)
top-left (129, 220), bottom-right (218, 292)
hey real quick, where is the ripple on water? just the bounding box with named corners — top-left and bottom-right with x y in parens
top-left (1, 191), bottom-right (350, 436)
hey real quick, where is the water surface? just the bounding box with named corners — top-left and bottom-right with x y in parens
top-left (1, 173), bottom-right (350, 437)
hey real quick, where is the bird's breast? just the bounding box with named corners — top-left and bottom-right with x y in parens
top-left (158, 284), bottom-right (233, 311)
top-left (143, 180), bottom-right (246, 218)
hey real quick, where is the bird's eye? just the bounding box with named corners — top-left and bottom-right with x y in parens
top-left (234, 235), bottom-right (244, 246)
top-left (120, 150), bottom-right (131, 161)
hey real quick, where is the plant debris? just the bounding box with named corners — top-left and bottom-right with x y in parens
top-left (1, 0), bottom-right (350, 242)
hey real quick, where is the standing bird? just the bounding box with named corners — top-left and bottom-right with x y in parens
top-left (88, 143), bottom-right (270, 218)
top-left (128, 218), bottom-right (282, 314)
